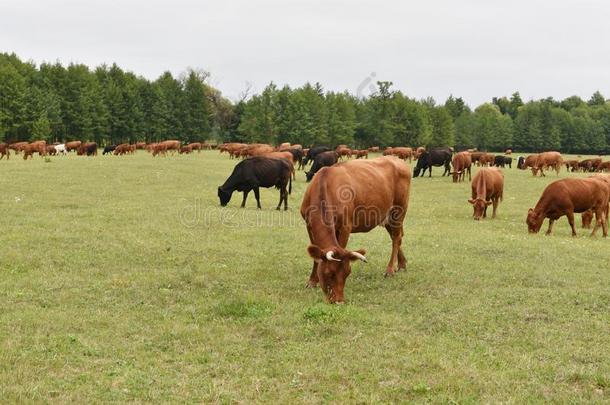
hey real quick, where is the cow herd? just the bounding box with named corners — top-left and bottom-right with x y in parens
top-left (0, 140), bottom-right (216, 160)
top-left (215, 144), bottom-right (610, 303)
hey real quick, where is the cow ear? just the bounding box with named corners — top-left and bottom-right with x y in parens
top-left (307, 245), bottom-right (324, 262)
top-left (528, 208), bottom-right (534, 214)
top-left (468, 199), bottom-right (475, 204)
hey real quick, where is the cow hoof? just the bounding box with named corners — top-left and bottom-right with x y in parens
top-left (384, 271), bottom-right (394, 278)
top-left (305, 280), bottom-right (318, 288)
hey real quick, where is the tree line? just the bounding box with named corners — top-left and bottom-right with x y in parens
top-left (2, 52), bottom-right (610, 153)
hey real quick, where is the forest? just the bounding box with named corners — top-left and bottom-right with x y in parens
top-left (1, 52), bottom-right (610, 153)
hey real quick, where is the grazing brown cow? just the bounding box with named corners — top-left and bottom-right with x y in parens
top-left (526, 178), bottom-right (609, 237)
top-left (65, 141), bottom-right (82, 152)
top-left (113, 143), bottom-right (131, 155)
top-left (179, 145), bottom-right (193, 154)
top-left (246, 144), bottom-right (275, 157)
top-left (355, 150), bottom-right (368, 159)
top-left (382, 147), bottom-right (393, 156)
top-left (469, 151), bottom-right (483, 166)
top-left (77, 142), bottom-right (97, 156)
top-left (478, 153), bottom-right (495, 167)
top-left (469, 167), bottom-right (504, 220)
top-left (161, 140), bottom-right (181, 154)
top-left (532, 151), bottom-right (562, 176)
top-left (0, 143), bottom-right (9, 160)
top-left (391, 147), bottom-right (413, 162)
top-left (152, 143), bottom-right (168, 157)
top-left (451, 151), bottom-right (472, 183)
top-left (336, 147), bottom-right (352, 160)
top-left (368, 146), bottom-right (380, 153)
top-left (520, 154), bottom-right (539, 170)
top-left (301, 156), bottom-right (411, 303)
top-left (598, 161), bottom-right (610, 172)
top-left (46, 145), bottom-right (57, 155)
top-left (187, 142), bottom-right (202, 152)
top-left (135, 142), bottom-right (147, 149)
top-left (23, 141), bottom-right (47, 159)
top-left (578, 158), bottom-right (602, 172)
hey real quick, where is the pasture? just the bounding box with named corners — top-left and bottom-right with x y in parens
top-left (1, 151), bottom-right (609, 403)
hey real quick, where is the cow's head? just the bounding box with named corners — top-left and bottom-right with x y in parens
top-left (305, 170), bottom-right (314, 182)
top-left (451, 170), bottom-right (461, 183)
top-left (218, 187), bottom-right (232, 206)
top-left (469, 198), bottom-right (491, 220)
top-left (526, 208), bottom-right (543, 233)
top-left (307, 245), bottom-right (367, 303)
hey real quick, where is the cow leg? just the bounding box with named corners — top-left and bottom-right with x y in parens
top-left (545, 219), bottom-right (555, 235)
top-left (241, 190), bottom-right (250, 208)
top-left (428, 166), bottom-right (432, 177)
top-left (253, 187), bottom-right (262, 209)
top-left (566, 211), bottom-right (577, 236)
top-left (385, 225), bottom-right (406, 273)
top-left (492, 197), bottom-right (499, 218)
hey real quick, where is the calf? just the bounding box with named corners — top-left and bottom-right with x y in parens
top-left (526, 178), bottom-right (609, 237)
top-left (469, 167), bottom-right (504, 220)
top-left (218, 156), bottom-right (293, 210)
top-left (494, 155), bottom-right (512, 168)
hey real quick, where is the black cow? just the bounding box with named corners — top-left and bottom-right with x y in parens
top-left (218, 156), bottom-right (293, 210)
top-left (306, 151), bottom-right (339, 182)
top-left (494, 155), bottom-right (512, 168)
top-left (103, 145), bottom-right (116, 155)
top-left (413, 148), bottom-right (452, 177)
top-left (517, 156), bottom-right (525, 169)
top-left (286, 148), bottom-right (305, 170)
top-left (302, 146), bottom-right (331, 167)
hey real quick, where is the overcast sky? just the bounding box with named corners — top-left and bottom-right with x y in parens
top-left (1, 0), bottom-right (609, 106)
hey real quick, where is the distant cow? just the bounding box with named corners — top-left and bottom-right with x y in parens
top-left (152, 143), bottom-right (168, 157)
top-left (0, 143), bottom-right (10, 160)
top-left (564, 159), bottom-right (579, 172)
top-left (469, 167), bottom-right (504, 220)
top-left (336, 147), bottom-right (352, 160)
top-left (303, 146), bottom-right (331, 166)
top-left (113, 143), bottom-right (131, 155)
top-left (494, 155), bottom-right (512, 168)
top-left (478, 153), bottom-right (495, 167)
top-left (103, 145), bottom-right (117, 155)
top-left (65, 141), bottom-right (82, 152)
top-left (218, 156), bottom-right (293, 210)
top-left (451, 151), bottom-right (472, 183)
top-left (9, 142), bottom-right (28, 154)
top-left (23, 141), bottom-right (47, 159)
top-left (391, 147), bottom-right (413, 161)
top-left (413, 147), bottom-right (452, 177)
top-left (301, 156), bottom-right (411, 303)
top-left (306, 151), bottom-right (338, 182)
top-left (187, 142), bottom-right (202, 152)
top-left (179, 145), bottom-right (193, 154)
top-left (368, 146), bottom-right (380, 153)
top-left (46, 145), bottom-right (57, 155)
top-left (526, 178), bottom-right (609, 237)
top-left (532, 151), bottom-right (562, 176)
top-left (78, 142), bottom-right (97, 156)
top-left (355, 150), bottom-right (368, 159)
top-left (578, 158), bottom-right (602, 173)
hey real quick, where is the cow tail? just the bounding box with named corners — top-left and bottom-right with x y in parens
top-left (288, 173), bottom-right (292, 195)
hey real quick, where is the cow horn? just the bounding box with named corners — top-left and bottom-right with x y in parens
top-left (326, 251), bottom-right (341, 262)
top-left (351, 251), bottom-right (368, 262)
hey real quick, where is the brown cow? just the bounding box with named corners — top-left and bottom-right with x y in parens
top-left (65, 141), bottom-right (82, 152)
top-left (9, 142), bottom-right (28, 154)
top-left (0, 143), bottom-right (9, 160)
top-left (77, 142), bottom-right (97, 156)
top-left (532, 151), bottom-right (562, 176)
top-left (336, 147), bottom-right (352, 160)
top-left (526, 178), bottom-right (609, 237)
top-left (22, 141), bottom-right (47, 159)
top-left (355, 150), bottom-right (368, 159)
top-left (263, 151), bottom-right (296, 179)
top-left (520, 154), bottom-right (539, 170)
top-left (598, 161), bottom-right (610, 172)
top-left (46, 145), bottom-right (57, 155)
top-left (152, 143), bottom-right (168, 157)
top-left (161, 140), bottom-right (181, 154)
top-left (451, 151), bottom-right (472, 183)
top-left (113, 143), bottom-right (131, 155)
top-left (470, 151), bottom-right (483, 166)
top-left (246, 144), bottom-right (275, 157)
top-left (391, 147), bottom-right (413, 162)
top-left (301, 156), bottom-right (411, 303)
top-left (179, 145), bottom-right (193, 154)
top-left (135, 142), bottom-right (147, 150)
top-left (578, 158), bottom-right (602, 172)
top-left (469, 167), bottom-right (504, 220)
top-left (368, 146), bottom-right (380, 153)
top-left (382, 147), bottom-right (393, 156)
top-left (187, 142), bottom-right (202, 152)
top-left (478, 153), bottom-right (495, 167)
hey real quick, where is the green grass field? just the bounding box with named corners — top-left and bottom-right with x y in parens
top-left (1, 151), bottom-right (609, 403)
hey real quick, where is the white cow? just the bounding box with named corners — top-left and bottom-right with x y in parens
top-left (54, 144), bottom-right (67, 155)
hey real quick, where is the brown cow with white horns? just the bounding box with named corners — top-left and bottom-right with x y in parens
top-left (451, 151), bottom-right (472, 183)
top-left (301, 156), bottom-right (412, 303)
top-left (469, 167), bottom-right (504, 220)
top-left (526, 178), bottom-right (609, 237)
